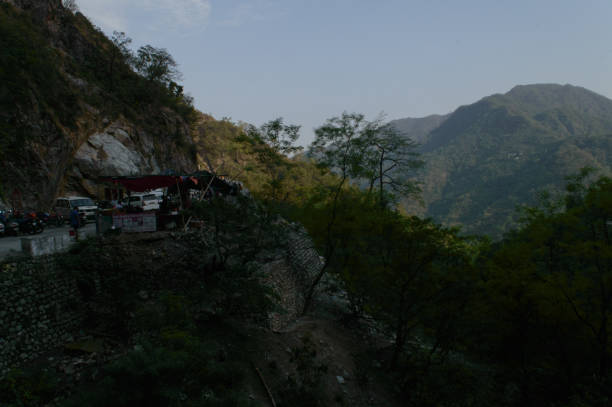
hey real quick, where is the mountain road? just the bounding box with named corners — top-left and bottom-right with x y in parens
top-left (0, 223), bottom-right (96, 259)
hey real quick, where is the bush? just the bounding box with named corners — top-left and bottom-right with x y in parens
top-left (0, 367), bottom-right (60, 406)
top-left (277, 335), bottom-right (328, 407)
top-left (182, 197), bottom-right (282, 319)
top-left (63, 338), bottom-right (256, 407)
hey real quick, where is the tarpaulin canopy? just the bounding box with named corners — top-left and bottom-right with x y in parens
top-left (99, 171), bottom-right (241, 195)
top-left (99, 175), bottom-right (181, 192)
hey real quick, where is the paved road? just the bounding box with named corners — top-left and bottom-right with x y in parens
top-left (0, 223), bottom-right (96, 259)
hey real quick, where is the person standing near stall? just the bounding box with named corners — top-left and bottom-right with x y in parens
top-left (70, 207), bottom-right (81, 240)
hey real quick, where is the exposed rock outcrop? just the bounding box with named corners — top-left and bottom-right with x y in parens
top-left (73, 121), bottom-right (163, 177)
top-left (0, 0), bottom-right (198, 208)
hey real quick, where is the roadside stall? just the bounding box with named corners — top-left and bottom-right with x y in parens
top-left (98, 175), bottom-right (182, 233)
top-left (97, 172), bottom-right (242, 234)
top-left (97, 172), bottom-right (239, 234)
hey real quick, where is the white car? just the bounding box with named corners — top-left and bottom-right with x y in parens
top-left (123, 193), bottom-right (160, 211)
top-left (54, 196), bottom-right (98, 224)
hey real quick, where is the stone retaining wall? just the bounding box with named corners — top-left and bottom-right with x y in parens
top-left (264, 225), bottom-right (323, 330)
top-left (0, 228), bottom-right (323, 372)
top-left (21, 234), bottom-right (72, 257)
top-left (0, 257), bottom-right (83, 373)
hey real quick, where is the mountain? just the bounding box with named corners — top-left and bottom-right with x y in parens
top-left (0, 0), bottom-right (200, 208)
top-left (388, 114), bottom-right (450, 145)
top-left (0, 0), bottom-right (323, 212)
top-left (395, 84), bottom-right (612, 238)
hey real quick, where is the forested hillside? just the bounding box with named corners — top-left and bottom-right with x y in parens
top-left (388, 113), bottom-right (450, 145)
top-left (0, 0), bottom-right (200, 207)
top-left (394, 84), bottom-right (612, 237)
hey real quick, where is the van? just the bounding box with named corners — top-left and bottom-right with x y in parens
top-left (54, 197), bottom-right (98, 224)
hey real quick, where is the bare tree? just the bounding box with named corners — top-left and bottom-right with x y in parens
top-left (108, 31), bottom-right (133, 90)
top-left (63, 0), bottom-right (79, 13)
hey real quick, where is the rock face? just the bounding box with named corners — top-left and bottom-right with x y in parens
top-left (4, 0), bottom-right (60, 20)
top-left (0, 0), bottom-right (198, 208)
top-left (74, 122), bottom-right (158, 177)
top-left (75, 130), bottom-right (145, 176)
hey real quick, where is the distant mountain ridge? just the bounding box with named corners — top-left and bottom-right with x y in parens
top-left (392, 84), bottom-right (612, 238)
top-left (388, 114), bottom-right (450, 145)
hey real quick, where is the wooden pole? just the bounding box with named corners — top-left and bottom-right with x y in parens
top-left (176, 178), bottom-right (184, 227)
top-left (252, 362), bottom-right (277, 407)
top-left (183, 174), bottom-right (216, 231)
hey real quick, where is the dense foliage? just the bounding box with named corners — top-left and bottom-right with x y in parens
top-left (465, 169), bottom-right (612, 405)
top-left (254, 112), bottom-right (612, 405)
top-left (0, 3), bottom-right (79, 162)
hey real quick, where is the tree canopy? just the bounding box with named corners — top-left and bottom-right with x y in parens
top-left (134, 45), bottom-right (181, 86)
top-left (310, 112), bottom-right (423, 207)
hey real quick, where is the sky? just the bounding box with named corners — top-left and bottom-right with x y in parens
top-left (75, 0), bottom-right (612, 145)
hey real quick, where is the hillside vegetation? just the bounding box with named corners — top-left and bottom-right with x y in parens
top-left (393, 84), bottom-right (612, 237)
top-left (0, 0), bottom-right (332, 211)
top-left (0, 0), bottom-right (198, 207)
top-left (3, 2), bottom-right (612, 407)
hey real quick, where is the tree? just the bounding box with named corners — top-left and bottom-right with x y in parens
top-left (256, 118), bottom-right (302, 157)
top-left (243, 118), bottom-right (303, 201)
top-left (335, 204), bottom-right (473, 368)
top-left (63, 0), bottom-right (79, 13)
top-left (108, 31), bottom-right (132, 91)
top-left (355, 117), bottom-right (423, 207)
top-left (310, 112), bottom-right (375, 188)
top-left (478, 170), bottom-right (612, 402)
top-left (311, 112), bottom-right (423, 207)
top-left (301, 113), bottom-right (370, 313)
top-left (554, 176), bottom-right (612, 378)
top-left (302, 112), bottom-right (423, 312)
top-left (134, 45), bottom-right (181, 86)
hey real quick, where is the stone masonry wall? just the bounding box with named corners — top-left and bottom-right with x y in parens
top-left (0, 227), bottom-right (323, 372)
top-left (263, 225), bottom-right (323, 331)
top-left (0, 257), bottom-right (83, 374)
top-left (285, 225), bottom-right (323, 293)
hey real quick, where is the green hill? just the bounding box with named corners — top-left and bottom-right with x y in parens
top-left (396, 84), bottom-right (612, 238)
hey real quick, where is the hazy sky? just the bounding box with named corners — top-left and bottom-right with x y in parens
top-left (76, 0), bottom-right (612, 145)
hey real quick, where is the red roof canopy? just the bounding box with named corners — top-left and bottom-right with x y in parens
top-left (100, 175), bottom-right (180, 192)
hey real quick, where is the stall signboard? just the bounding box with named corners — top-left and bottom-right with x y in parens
top-left (112, 213), bottom-right (156, 233)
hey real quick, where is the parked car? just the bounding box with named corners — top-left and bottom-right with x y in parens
top-left (54, 197), bottom-right (98, 224)
top-left (151, 189), bottom-right (164, 203)
top-left (37, 211), bottom-right (64, 227)
top-left (0, 221), bottom-right (4, 236)
top-left (2, 218), bottom-right (20, 235)
top-left (122, 193), bottom-right (160, 211)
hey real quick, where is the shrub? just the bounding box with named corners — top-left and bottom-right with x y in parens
top-left (62, 339), bottom-right (256, 407)
top-left (277, 335), bottom-right (328, 407)
top-left (0, 367), bottom-right (60, 406)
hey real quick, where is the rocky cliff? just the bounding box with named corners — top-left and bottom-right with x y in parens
top-left (0, 0), bottom-right (198, 209)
